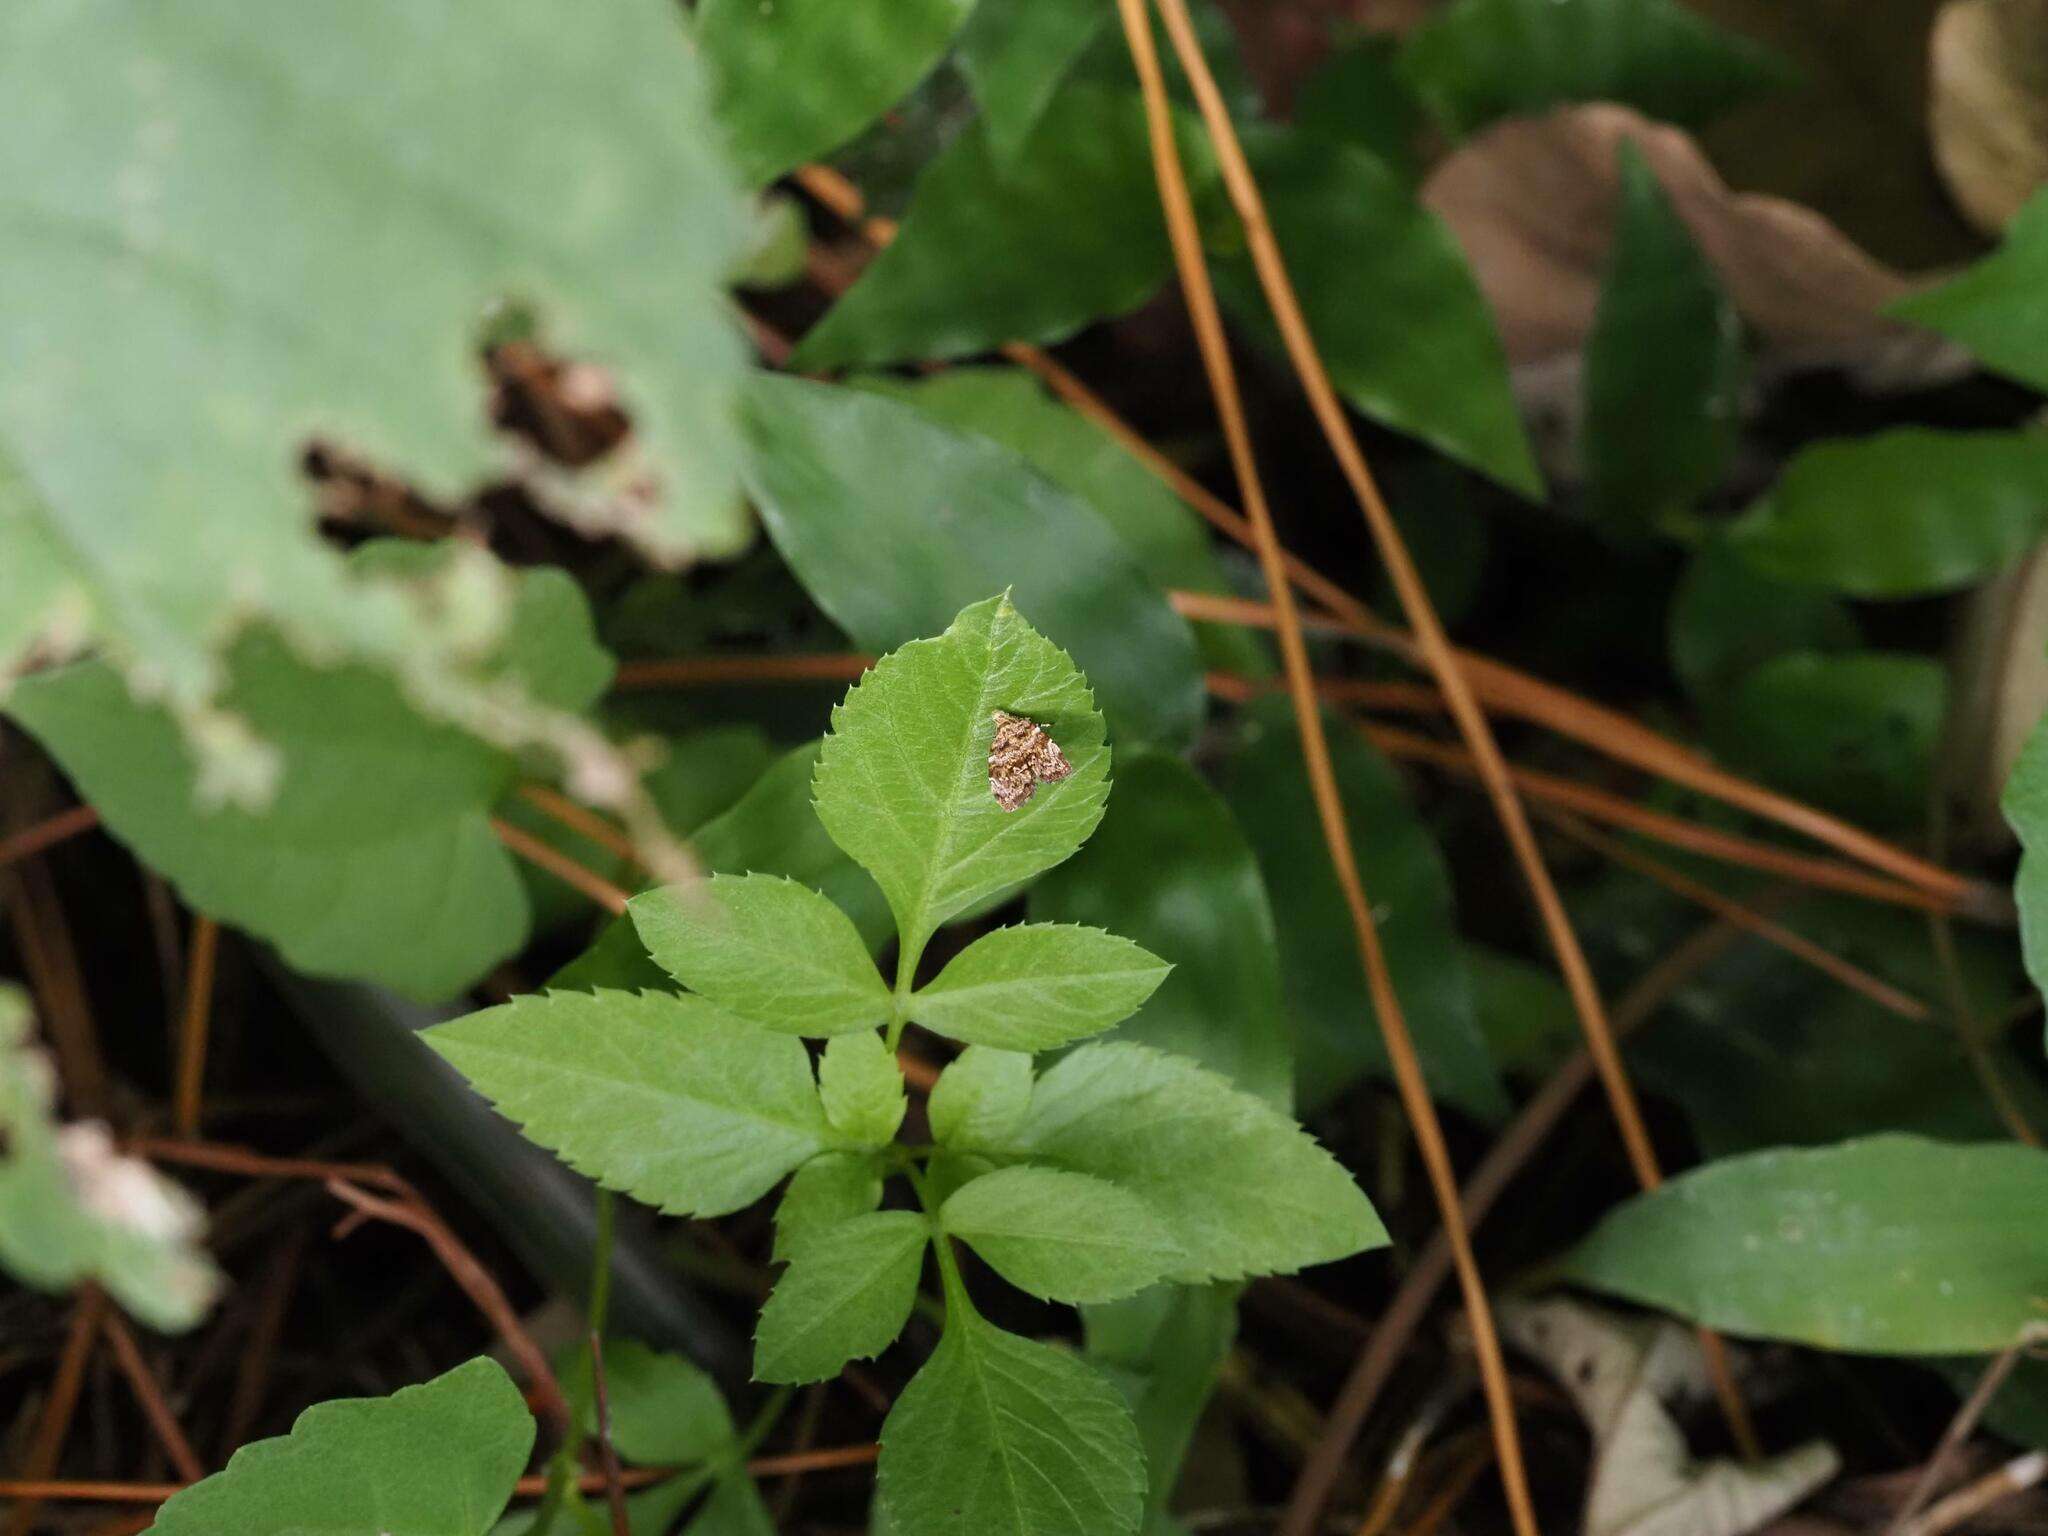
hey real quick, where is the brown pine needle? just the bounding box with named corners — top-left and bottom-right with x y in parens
top-left (490, 817), bottom-right (631, 916)
top-left (0, 803), bottom-right (99, 872)
top-left (516, 783), bottom-right (642, 869)
top-left (173, 916), bottom-right (219, 1139)
top-left (1108, 0), bottom-right (1539, 1529)
top-left (4, 1291), bottom-right (106, 1536)
top-left (100, 1309), bottom-right (205, 1483)
top-left (612, 653), bottom-right (875, 690)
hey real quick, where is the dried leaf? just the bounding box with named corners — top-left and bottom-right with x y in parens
top-left (1930, 0), bottom-right (2048, 235)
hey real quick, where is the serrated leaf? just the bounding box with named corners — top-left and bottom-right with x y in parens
top-left (794, 86), bottom-right (1219, 371)
top-left (697, 0), bottom-right (974, 188)
top-left (1399, 0), bottom-right (1794, 137)
top-left (1213, 126), bottom-right (1541, 499)
top-left (955, 0), bottom-right (1110, 165)
top-left (147, 1358), bottom-right (533, 1535)
top-left (1082, 1284), bottom-right (1239, 1529)
top-left (876, 1307), bottom-right (1146, 1536)
top-left (631, 874), bottom-right (889, 1037)
top-left (1582, 143), bottom-right (1744, 531)
top-left (755, 1210), bottom-right (929, 1383)
top-left (1, 0), bottom-right (748, 714)
top-left (0, 993), bottom-right (222, 1333)
top-left (996, 1042), bottom-right (1385, 1284)
top-left (775, 1152), bottom-right (886, 1262)
top-left (928, 1047), bottom-right (1035, 1151)
top-left (941, 1166), bottom-right (1183, 1304)
top-left (912, 924), bottom-right (1170, 1052)
top-left (8, 639), bottom-right (526, 1001)
top-left (853, 369), bottom-right (1268, 677)
top-left (1566, 1135), bottom-right (2048, 1354)
top-left (812, 594), bottom-right (1111, 958)
top-left (1033, 749), bottom-right (1294, 1108)
top-left (818, 1032), bottom-right (908, 1146)
top-left (1730, 430), bottom-right (2048, 597)
top-left (1223, 699), bottom-right (1507, 1121)
top-left (741, 375), bottom-right (1202, 749)
top-left (426, 990), bottom-right (832, 1219)
top-left (1890, 186), bottom-right (2048, 391)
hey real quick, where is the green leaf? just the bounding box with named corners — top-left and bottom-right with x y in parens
top-left (876, 1308), bottom-right (1146, 1536)
top-left (1213, 126), bottom-right (1541, 499)
top-left (941, 1166), bottom-right (1184, 1304)
top-left (1398, 0), bottom-right (1794, 138)
top-left (811, 594), bottom-right (1112, 957)
top-left (697, 0), bottom-right (974, 188)
top-left (1295, 36), bottom-right (1426, 184)
top-left (631, 875), bottom-right (889, 1037)
top-left (1669, 544), bottom-right (1859, 706)
top-left (818, 1032), bottom-right (908, 1146)
top-left (0, 991), bottom-right (222, 1333)
top-left (1715, 650), bottom-right (1944, 828)
top-left (147, 1358), bottom-right (533, 1535)
top-left (426, 990), bottom-right (832, 1218)
top-left (1729, 430), bottom-right (2048, 598)
top-left (912, 924), bottom-right (1171, 1052)
top-left (8, 640), bottom-right (526, 1001)
top-left (1082, 1285), bottom-right (1239, 1528)
top-left (794, 86), bottom-right (1217, 370)
top-left (928, 1047), bottom-right (1035, 1151)
top-left (1, 0), bottom-right (748, 713)
top-left (1581, 143), bottom-right (1744, 531)
top-left (755, 1210), bottom-right (929, 1383)
top-left (956, 0), bottom-right (1110, 165)
top-left (775, 1152), bottom-right (886, 1262)
top-left (561, 1342), bottom-right (735, 1467)
top-left (743, 375), bottom-right (1202, 750)
top-left (1890, 187), bottom-right (2048, 392)
top-left (1223, 699), bottom-right (1508, 1121)
top-left (1033, 749), bottom-right (1294, 1108)
top-left (853, 369), bottom-right (1269, 677)
top-left (1564, 1135), bottom-right (2048, 1354)
top-left (2005, 717), bottom-right (2048, 1003)
top-left (997, 1042), bottom-right (1386, 1284)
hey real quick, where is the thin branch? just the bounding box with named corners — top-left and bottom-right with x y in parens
top-left (1886, 1337), bottom-right (2035, 1536)
top-left (0, 803), bottom-right (99, 872)
top-left (1107, 1), bottom-right (1538, 1530)
top-left (612, 653), bottom-right (874, 690)
top-left (587, 1329), bottom-right (631, 1536)
top-left (4, 1290), bottom-right (106, 1536)
top-left (491, 817), bottom-right (631, 916)
top-left (517, 783), bottom-right (642, 869)
top-left (173, 916), bottom-right (219, 1139)
top-left (100, 1309), bottom-right (205, 1483)
top-left (1899, 1450), bottom-right (2048, 1536)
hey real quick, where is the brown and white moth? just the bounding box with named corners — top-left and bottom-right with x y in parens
top-left (988, 710), bottom-right (1073, 811)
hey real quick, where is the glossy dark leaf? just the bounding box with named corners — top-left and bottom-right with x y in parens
top-left (954, 0), bottom-right (1108, 165)
top-left (1668, 544), bottom-right (1859, 706)
top-left (1295, 36), bottom-right (1426, 185)
top-left (1890, 186), bottom-right (2048, 392)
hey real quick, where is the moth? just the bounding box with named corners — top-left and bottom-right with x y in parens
top-left (988, 710), bottom-right (1073, 811)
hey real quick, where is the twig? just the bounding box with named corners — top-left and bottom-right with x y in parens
top-left (0, 803), bottom-right (98, 872)
top-left (218, 1224), bottom-right (310, 1457)
top-left (3, 861), bottom-right (107, 1117)
top-left (1107, 0), bottom-right (1537, 1530)
top-left (173, 916), bottom-right (219, 1139)
top-left (612, 653), bottom-right (874, 690)
top-left (100, 1309), bottom-right (205, 1483)
top-left (1899, 1450), bottom-right (2048, 1536)
top-left (517, 783), bottom-right (642, 869)
top-left (587, 1330), bottom-right (631, 1536)
top-left (4, 1290), bottom-right (106, 1536)
top-left (1885, 1337), bottom-right (2034, 1536)
top-left (491, 817), bottom-right (631, 916)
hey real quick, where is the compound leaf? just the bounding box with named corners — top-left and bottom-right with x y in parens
top-left (911, 924), bottom-right (1171, 1052)
top-left (755, 1210), bottom-right (929, 1383)
top-left (817, 1032), bottom-right (908, 1146)
top-left (940, 1165), bottom-right (1184, 1304)
top-left (775, 1152), bottom-right (886, 1262)
top-left (928, 1047), bottom-right (1035, 1151)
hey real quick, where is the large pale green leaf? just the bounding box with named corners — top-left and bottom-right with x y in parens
top-left (9, 639), bottom-right (526, 1001)
top-left (956, 0), bottom-right (1110, 165)
top-left (811, 595), bottom-right (1112, 958)
top-left (745, 378), bottom-right (1204, 753)
top-left (941, 1166), bottom-right (1184, 1304)
top-left (912, 924), bottom-right (1171, 1052)
top-left (1, 0), bottom-right (747, 715)
top-left (630, 874), bottom-right (889, 1037)
top-left (876, 1306), bottom-right (1146, 1536)
top-left (853, 369), bottom-right (1268, 677)
top-left (755, 1210), bottom-right (929, 1383)
top-left (1729, 430), bottom-right (2048, 598)
top-left (1033, 750), bottom-right (1293, 1108)
top-left (1582, 144), bottom-right (1744, 531)
top-left (1399, 0), bottom-right (1794, 137)
top-left (147, 1358), bottom-right (533, 1535)
top-left (817, 1031), bottom-right (908, 1146)
top-left (928, 1047), bottom-right (1035, 1151)
top-left (1564, 1135), bottom-right (2048, 1354)
top-left (1214, 127), bottom-right (1541, 499)
top-left (794, 87), bottom-right (1214, 370)
top-left (997, 1042), bottom-right (1385, 1284)
top-left (1890, 186), bottom-right (2048, 392)
top-left (1716, 650), bottom-right (1944, 828)
top-left (697, 0), bottom-right (974, 188)
top-left (426, 990), bottom-right (832, 1218)
top-left (1223, 700), bottom-right (1507, 1120)
top-left (0, 990), bottom-right (221, 1333)
top-left (742, 376), bottom-right (1203, 750)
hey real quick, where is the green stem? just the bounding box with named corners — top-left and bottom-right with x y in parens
top-left (530, 1188), bottom-right (621, 1536)
top-left (886, 931), bottom-right (925, 1055)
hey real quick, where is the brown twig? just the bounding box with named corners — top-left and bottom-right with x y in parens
top-left (1886, 1337), bottom-right (2035, 1536)
top-left (517, 783), bottom-right (642, 869)
top-left (490, 817), bottom-right (631, 916)
top-left (173, 916), bottom-right (219, 1139)
top-left (0, 803), bottom-right (98, 872)
top-left (1107, 0), bottom-right (1537, 1529)
top-left (4, 1290), bottom-right (106, 1536)
top-left (3, 861), bottom-right (107, 1117)
top-left (587, 1329), bottom-right (631, 1536)
top-left (1899, 1450), bottom-right (2048, 1536)
top-left (99, 1309), bottom-right (205, 1483)
top-left (612, 653), bottom-right (875, 690)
